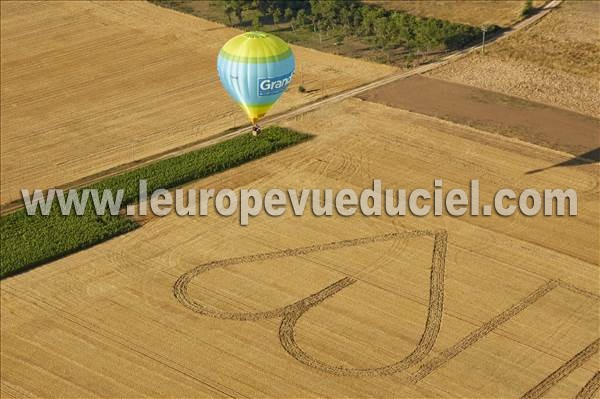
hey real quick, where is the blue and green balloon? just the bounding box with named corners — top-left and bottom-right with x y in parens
top-left (217, 31), bottom-right (295, 124)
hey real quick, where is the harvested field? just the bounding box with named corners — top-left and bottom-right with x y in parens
top-left (0, 127), bottom-right (309, 279)
top-left (429, 0), bottom-right (600, 118)
top-left (365, 1), bottom-right (546, 27)
top-left (0, 1), bottom-right (395, 205)
top-left (358, 75), bottom-right (600, 155)
top-left (2, 98), bottom-right (598, 397)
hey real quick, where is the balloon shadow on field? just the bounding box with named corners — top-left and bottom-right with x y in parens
top-left (526, 147), bottom-right (600, 175)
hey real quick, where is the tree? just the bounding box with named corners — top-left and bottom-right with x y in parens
top-left (316, 19), bottom-right (325, 43)
top-left (252, 14), bottom-right (261, 30)
top-left (272, 7), bottom-right (282, 27)
top-left (309, 10), bottom-right (318, 32)
top-left (339, 7), bottom-right (352, 34)
top-left (285, 7), bottom-right (294, 31)
top-left (253, 0), bottom-right (270, 15)
top-left (294, 9), bottom-right (307, 29)
top-left (333, 28), bottom-right (345, 45)
top-left (373, 16), bottom-right (391, 49)
top-left (359, 6), bottom-right (384, 36)
top-left (230, 0), bottom-right (244, 25)
top-left (224, 3), bottom-right (234, 25)
top-left (522, 0), bottom-right (534, 16)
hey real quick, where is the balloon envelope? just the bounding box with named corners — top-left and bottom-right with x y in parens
top-left (217, 32), bottom-right (295, 124)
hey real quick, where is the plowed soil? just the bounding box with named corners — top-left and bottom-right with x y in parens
top-left (358, 74), bottom-right (600, 156)
top-left (429, 1), bottom-right (600, 118)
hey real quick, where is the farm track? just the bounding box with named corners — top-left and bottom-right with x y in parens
top-left (0, 0), bottom-right (562, 215)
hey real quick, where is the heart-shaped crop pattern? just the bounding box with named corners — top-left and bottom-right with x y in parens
top-left (173, 229), bottom-right (448, 376)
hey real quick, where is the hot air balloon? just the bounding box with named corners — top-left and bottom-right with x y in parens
top-left (217, 31), bottom-right (295, 136)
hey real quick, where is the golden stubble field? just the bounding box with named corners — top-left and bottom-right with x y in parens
top-left (365, 0), bottom-right (546, 27)
top-left (2, 98), bottom-right (598, 398)
top-left (0, 1), bottom-right (395, 205)
top-left (429, 0), bottom-right (600, 118)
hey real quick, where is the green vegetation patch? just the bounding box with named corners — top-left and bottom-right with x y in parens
top-left (0, 127), bottom-right (311, 279)
top-left (150, 0), bottom-right (494, 66)
top-left (88, 126), bottom-right (310, 205)
top-left (0, 211), bottom-right (137, 279)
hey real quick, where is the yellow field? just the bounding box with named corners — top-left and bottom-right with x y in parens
top-left (0, 1), bottom-right (395, 205)
top-left (2, 98), bottom-right (598, 397)
top-left (429, 0), bottom-right (600, 118)
top-left (365, 1), bottom-right (546, 27)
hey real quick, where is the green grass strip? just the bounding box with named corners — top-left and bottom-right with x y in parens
top-left (0, 127), bottom-right (311, 279)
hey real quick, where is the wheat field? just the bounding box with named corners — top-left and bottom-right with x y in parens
top-left (365, 1), bottom-right (547, 27)
top-left (0, 1), bottom-right (395, 205)
top-left (2, 98), bottom-right (598, 398)
top-left (429, 0), bottom-right (600, 118)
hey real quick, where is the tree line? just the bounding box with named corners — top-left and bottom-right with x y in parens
top-left (221, 0), bottom-right (492, 52)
